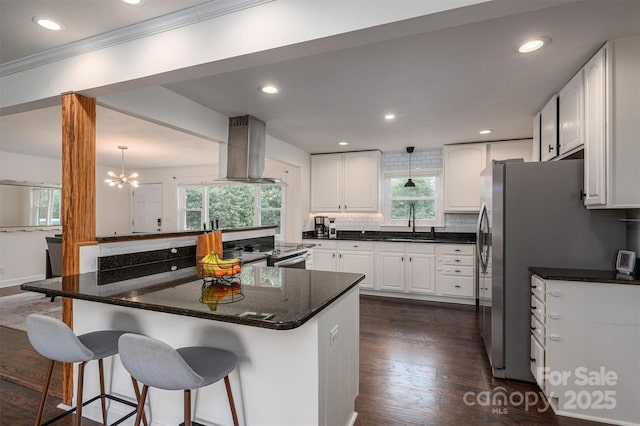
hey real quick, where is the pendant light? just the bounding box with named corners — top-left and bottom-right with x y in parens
top-left (104, 146), bottom-right (139, 188)
top-left (404, 146), bottom-right (416, 188)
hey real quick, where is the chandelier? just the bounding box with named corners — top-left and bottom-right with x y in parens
top-left (104, 146), bottom-right (139, 188)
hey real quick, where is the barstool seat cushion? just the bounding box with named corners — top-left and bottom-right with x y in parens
top-left (118, 334), bottom-right (239, 391)
top-left (26, 314), bottom-right (126, 363)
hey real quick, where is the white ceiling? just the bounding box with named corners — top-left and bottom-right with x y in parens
top-left (1, 0), bottom-right (639, 168)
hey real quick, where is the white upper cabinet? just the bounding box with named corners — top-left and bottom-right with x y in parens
top-left (310, 154), bottom-right (341, 212)
top-left (558, 70), bottom-right (585, 156)
top-left (540, 95), bottom-right (558, 161)
top-left (532, 112), bottom-right (541, 161)
top-left (443, 144), bottom-right (487, 213)
top-left (488, 140), bottom-right (533, 162)
top-left (585, 36), bottom-right (640, 208)
top-left (342, 152), bottom-right (380, 212)
top-left (310, 151), bottom-right (381, 212)
top-left (583, 46), bottom-right (607, 206)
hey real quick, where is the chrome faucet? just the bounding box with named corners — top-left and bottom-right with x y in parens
top-left (408, 202), bottom-right (416, 238)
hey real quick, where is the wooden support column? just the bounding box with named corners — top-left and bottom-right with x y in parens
top-left (61, 93), bottom-right (96, 405)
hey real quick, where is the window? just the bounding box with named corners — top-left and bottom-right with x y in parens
top-left (31, 187), bottom-right (61, 226)
top-left (180, 183), bottom-right (285, 239)
top-left (383, 171), bottom-right (442, 227)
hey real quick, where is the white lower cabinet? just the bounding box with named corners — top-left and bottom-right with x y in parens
top-left (303, 239), bottom-right (374, 289)
top-left (435, 244), bottom-right (475, 298)
top-left (530, 274), bottom-right (640, 425)
top-left (305, 240), bottom-right (337, 272)
top-left (305, 239), bottom-right (476, 303)
top-left (337, 241), bottom-right (374, 289)
top-left (374, 243), bottom-right (436, 294)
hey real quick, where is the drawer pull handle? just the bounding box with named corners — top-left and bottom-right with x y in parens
top-left (530, 326), bottom-right (536, 330)
top-left (550, 335), bottom-right (560, 341)
top-left (455, 259), bottom-right (461, 262)
top-left (455, 269), bottom-right (461, 273)
top-left (353, 245), bottom-right (358, 248)
top-left (530, 357), bottom-right (536, 362)
top-left (170, 248), bottom-right (177, 254)
top-left (531, 285), bottom-right (537, 289)
top-left (454, 285), bottom-right (461, 288)
top-left (455, 249), bottom-right (461, 252)
top-left (531, 305), bottom-right (536, 309)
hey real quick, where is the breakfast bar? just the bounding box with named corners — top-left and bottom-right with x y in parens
top-left (21, 266), bottom-right (364, 426)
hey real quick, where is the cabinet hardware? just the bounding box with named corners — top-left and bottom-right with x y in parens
top-left (530, 357), bottom-right (536, 362)
top-left (454, 284), bottom-right (461, 288)
top-left (531, 285), bottom-right (537, 289)
top-left (401, 256), bottom-right (404, 262)
top-left (454, 249), bottom-right (461, 252)
top-left (550, 335), bottom-right (560, 341)
top-left (353, 245), bottom-right (358, 248)
top-left (531, 305), bottom-right (536, 309)
top-left (530, 326), bottom-right (536, 330)
top-left (580, 189), bottom-right (586, 200)
top-left (455, 259), bottom-right (461, 262)
top-left (548, 144), bottom-right (554, 152)
top-left (338, 204), bottom-right (341, 210)
top-left (170, 265), bottom-right (177, 271)
top-left (550, 313), bottom-right (560, 319)
top-left (455, 269), bottom-right (461, 273)
top-left (170, 248), bottom-right (177, 254)
top-left (409, 257), bottom-right (412, 262)
top-left (332, 253), bottom-right (335, 258)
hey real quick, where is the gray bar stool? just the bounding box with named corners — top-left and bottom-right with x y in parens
top-left (25, 314), bottom-right (144, 426)
top-left (118, 333), bottom-right (239, 426)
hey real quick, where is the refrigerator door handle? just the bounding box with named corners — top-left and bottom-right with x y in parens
top-left (476, 202), bottom-right (489, 273)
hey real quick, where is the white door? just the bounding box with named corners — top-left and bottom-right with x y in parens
top-left (311, 249), bottom-right (337, 271)
top-left (540, 95), bottom-right (558, 161)
top-left (339, 250), bottom-right (374, 289)
top-left (376, 250), bottom-right (405, 292)
top-left (131, 183), bottom-right (162, 233)
top-left (558, 70), bottom-right (584, 155)
top-left (342, 151), bottom-right (380, 212)
top-left (406, 253), bottom-right (436, 294)
top-left (310, 154), bottom-right (341, 212)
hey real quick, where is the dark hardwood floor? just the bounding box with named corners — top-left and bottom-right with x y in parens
top-left (355, 296), bottom-right (597, 426)
top-left (1, 294), bottom-right (598, 425)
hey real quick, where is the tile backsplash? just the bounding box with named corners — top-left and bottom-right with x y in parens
top-left (308, 148), bottom-right (478, 234)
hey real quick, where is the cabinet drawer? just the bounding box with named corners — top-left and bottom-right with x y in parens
top-left (437, 255), bottom-right (474, 266)
top-left (307, 240), bottom-right (337, 250)
top-left (437, 275), bottom-right (474, 297)
top-left (531, 294), bottom-right (545, 322)
top-left (337, 241), bottom-right (373, 251)
top-left (531, 275), bottom-right (546, 302)
top-left (530, 334), bottom-right (545, 388)
top-left (531, 314), bottom-right (545, 345)
top-left (436, 244), bottom-right (474, 256)
top-left (437, 265), bottom-right (473, 277)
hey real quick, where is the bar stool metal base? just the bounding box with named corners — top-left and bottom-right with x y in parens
top-left (40, 393), bottom-right (139, 426)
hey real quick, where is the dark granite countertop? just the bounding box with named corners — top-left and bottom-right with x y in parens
top-left (530, 267), bottom-right (640, 285)
top-left (96, 225), bottom-right (278, 243)
top-left (302, 230), bottom-right (475, 244)
top-left (20, 266), bottom-right (364, 330)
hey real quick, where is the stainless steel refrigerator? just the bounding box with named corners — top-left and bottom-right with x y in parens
top-left (477, 159), bottom-right (626, 381)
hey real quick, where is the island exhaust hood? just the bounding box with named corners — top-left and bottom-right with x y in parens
top-left (224, 115), bottom-right (284, 185)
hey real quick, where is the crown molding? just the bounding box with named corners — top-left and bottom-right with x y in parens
top-left (0, 0), bottom-right (272, 77)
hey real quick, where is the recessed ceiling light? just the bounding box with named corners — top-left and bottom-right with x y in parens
top-left (384, 113), bottom-right (396, 120)
top-left (121, 0), bottom-right (145, 4)
top-left (338, 141), bottom-right (349, 146)
top-left (479, 129), bottom-right (493, 135)
top-left (33, 17), bottom-right (63, 31)
top-left (517, 37), bottom-right (550, 54)
top-left (260, 84), bottom-right (279, 94)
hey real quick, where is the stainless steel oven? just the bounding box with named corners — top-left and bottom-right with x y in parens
top-left (268, 247), bottom-right (310, 269)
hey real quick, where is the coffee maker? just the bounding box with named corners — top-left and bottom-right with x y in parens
top-left (314, 216), bottom-right (328, 238)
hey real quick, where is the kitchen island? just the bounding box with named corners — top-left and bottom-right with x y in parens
top-left (21, 266), bottom-right (364, 426)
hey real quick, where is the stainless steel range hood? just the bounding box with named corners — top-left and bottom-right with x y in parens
top-left (224, 115), bottom-right (284, 185)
